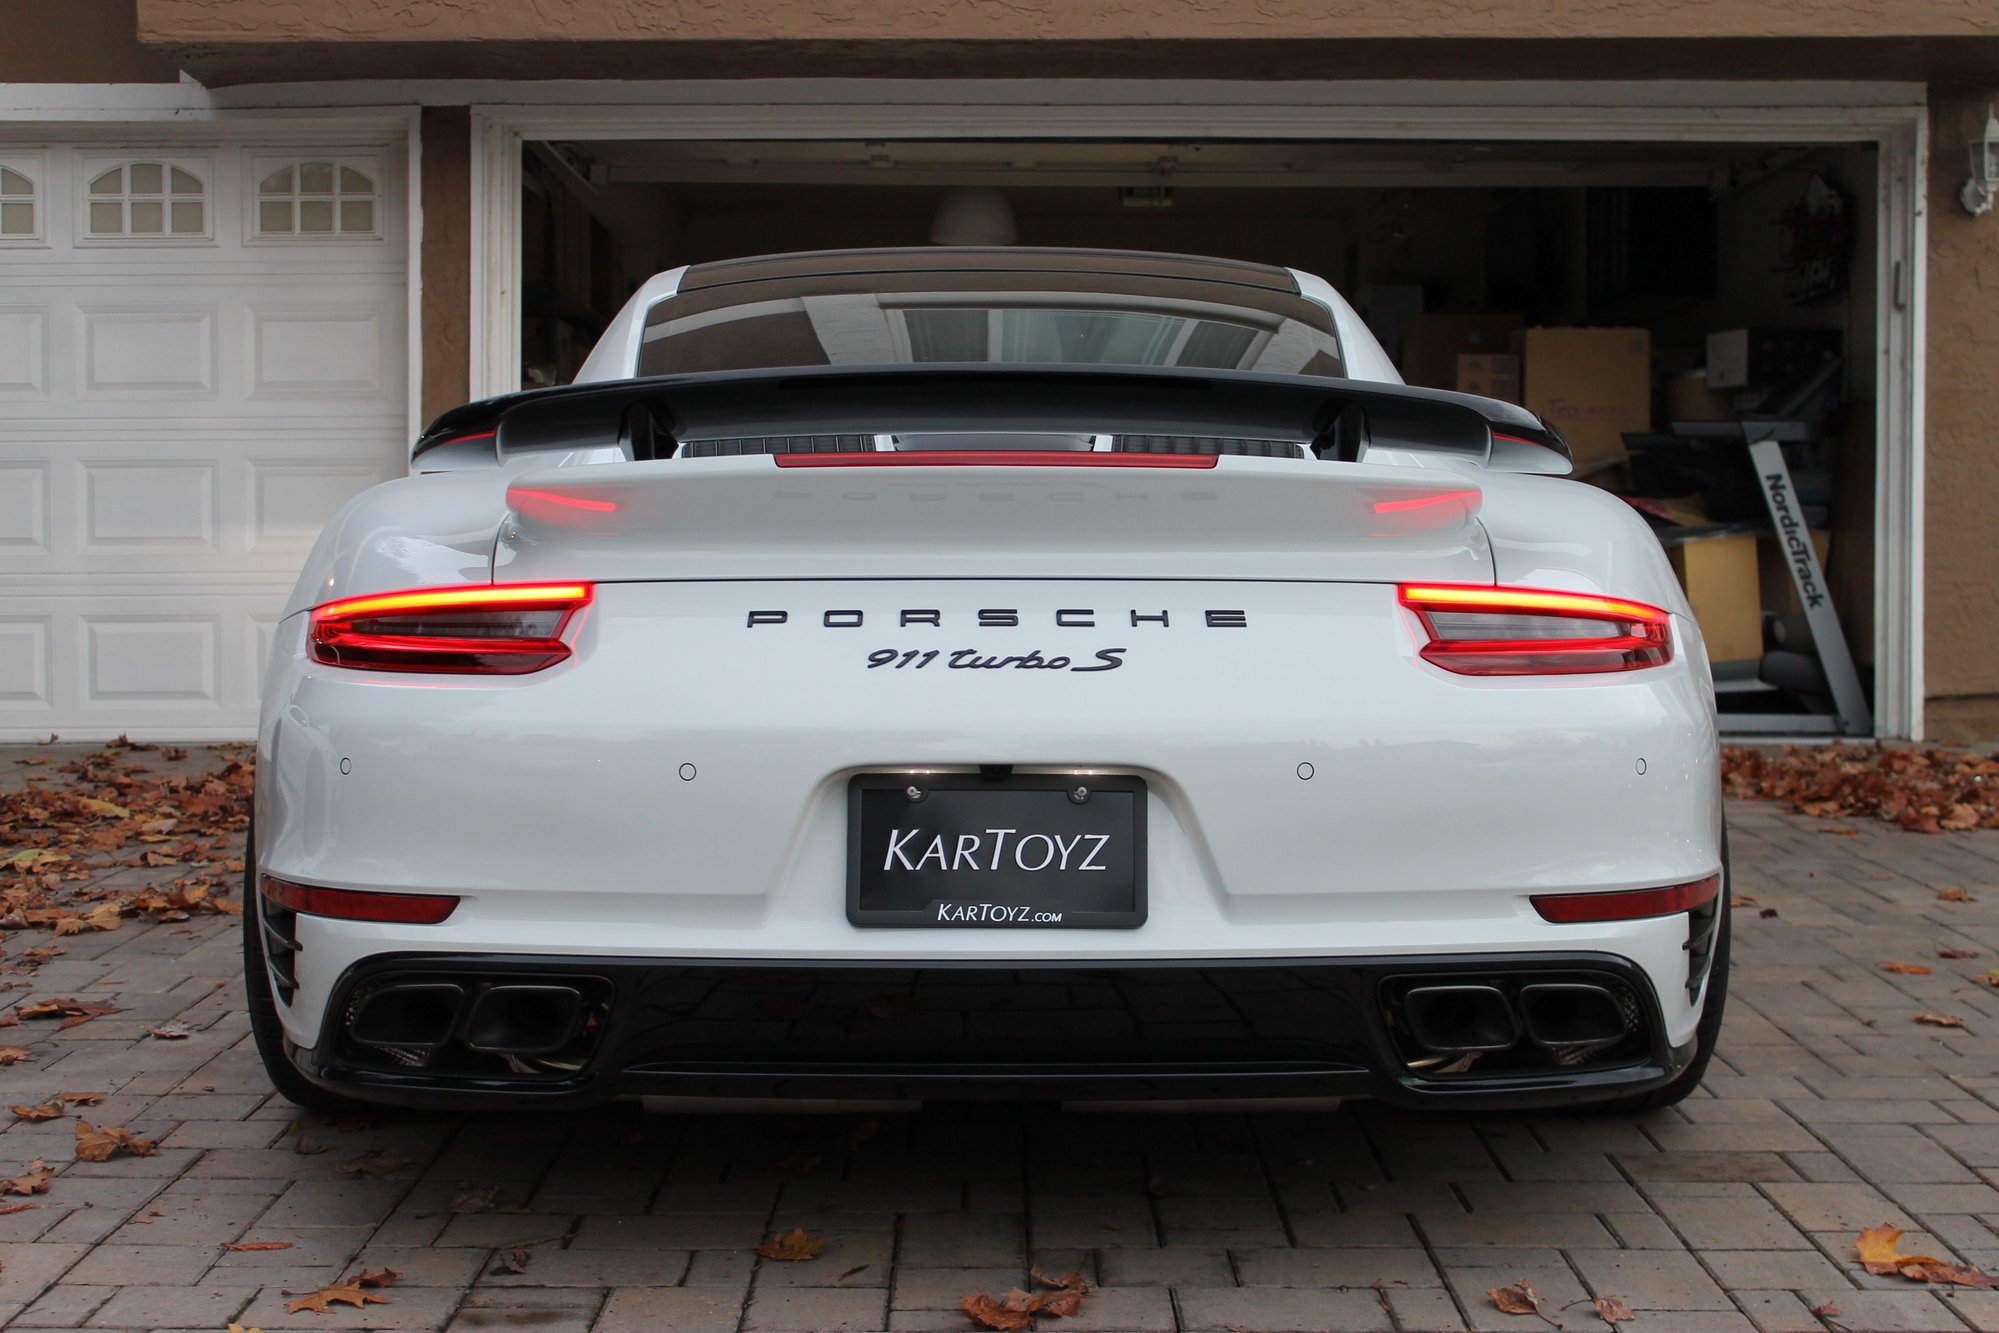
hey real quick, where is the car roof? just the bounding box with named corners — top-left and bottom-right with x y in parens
top-left (678, 246), bottom-right (1302, 295)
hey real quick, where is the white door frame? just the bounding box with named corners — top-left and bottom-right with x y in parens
top-left (466, 80), bottom-right (1928, 739)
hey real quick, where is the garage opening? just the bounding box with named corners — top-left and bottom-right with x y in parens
top-left (516, 136), bottom-right (1881, 737)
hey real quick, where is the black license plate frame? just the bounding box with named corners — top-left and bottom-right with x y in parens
top-left (846, 773), bottom-right (1147, 929)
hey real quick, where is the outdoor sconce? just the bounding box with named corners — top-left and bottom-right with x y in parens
top-left (1961, 105), bottom-right (1999, 216)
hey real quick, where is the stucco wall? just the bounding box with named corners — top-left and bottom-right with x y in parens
top-left (0, 0), bottom-right (179, 82)
top-left (420, 107), bottom-right (472, 426)
top-left (1924, 87), bottom-right (1999, 741)
top-left (130, 0), bottom-right (1999, 44)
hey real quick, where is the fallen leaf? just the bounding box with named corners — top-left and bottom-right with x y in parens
top-left (57, 1091), bottom-right (101, 1105)
top-left (333, 1153), bottom-right (410, 1179)
top-left (1490, 1281), bottom-right (1541, 1315)
top-left (1856, 1223), bottom-right (1997, 1286)
top-left (2, 1161), bottom-right (51, 1195)
top-left (20, 947), bottom-right (63, 966)
top-left (145, 1023), bottom-right (191, 1040)
top-left (1593, 1295), bottom-right (1635, 1324)
top-left (223, 1240), bottom-right (294, 1251)
top-left (284, 1281), bottom-right (390, 1315)
top-left (1759, 907), bottom-right (1780, 918)
top-left (0, 1047), bottom-right (34, 1066)
top-left (1730, 893), bottom-right (1759, 907)
top-left (838, 1263), bottom-right (869, 1282)
top-left (756, 1226), bottom-right (827, 1261)
top-left (74, 1120), bottom-right (157, 1162)
top-left (1939, 888), bottom-right (1977, 903)
top-left (9, 1100), bottom-right (63, 1122)
top-left (450, 1184), bottom-right (499, 1213)
top-left (962, 1290), bottom-right (1036, 1332)
top-left (78, 798), bottom-right (130, 818)
top-left (0, 1201), bottom-right (37, 1215)
top-left (17, 998), bottom-right (121, 1029)
top-left (1939, 948), bottom-right (1980, 959)
top-left (1818, 826), bottom-right (1860, 836)
top-left (353, 1268), bottom-right (399, 1287)
top-left (490, 1246), bottom-right (531, 1275)
top-left (228, 1325), bottom-right (264, 1333)
top-left (1882, 962), bottom-right (1933, 975)
top-left (1915, 1013), bottom-right (1965, 1028)
top-left (1810, 1303), bottom-right (1840, 1317)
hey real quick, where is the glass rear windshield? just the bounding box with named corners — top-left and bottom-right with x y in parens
top-left (637, 267), bottom-right (1344, 379)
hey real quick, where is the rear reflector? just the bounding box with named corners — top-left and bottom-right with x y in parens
top-left (309, 583), bottom-right (592, 675)
top-left (1532, 874), bottom-right (1721, 924)
top-left (261, 875), bottom-right (459, 925)
top-left (772, 451), bottom-right (1219, 469)
top-left (1398, 583), bottom-right (1672, 675)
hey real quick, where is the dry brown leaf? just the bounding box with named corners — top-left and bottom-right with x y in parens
top-left (1939, 888), bottom-right (1977, 902)
top-left (19, 947), bottom-right (63, 966)
top-left (1939, 948), bottom-right (1980, 959)
top-left (227, 1325), bottom-right (263, 1333)
top-left (144, 1023), bottom-right (191, 1040)
top-left (1490, 1281), bottom-right (1541, 1315)
top-left (223, 1240), bottom-right (294, 1251)
top-left (1809, 1303), bottom-right (1841, 1318)
top-left (0, 1201), bottom-right (38, 1215)
top-left (1853, 1223), bottom-right (1998, 1287)
top-left (1759, 907), bottom-right (1780, 918)
top-left (333, 1153), bottom-right (410, 1179)
top-left (756, 1226), bottom-right (827, 1261)
top-left (961, 1290), bottom-right (1038, 1331)
top-left (490, 1246), bottom-right (531, 1275)
top-left (74, 1119), bottom-right (156, 1162)
top-left (0, 1047), bottom-right (33, 1066)
top-left (3, 1161), bottom-right (51, 1195)
top-left (17, 998), bottom-right (121, 1029)
top-left (9, 1100), bottom-right (63, 1122)
top-left (353, 1268), bottom-right (399, 1288)
top-left (1593, 1295), bottom-right (1635, 1324)
top-left (1915, 1012), bottom-right (1965, 1027)
top-left (450, 1184), bottom-right (499, 1213)
top-left (57, 1091), bottom-right (101, 1105)
top-left (284, 1281), bottom-right (390, 1315)
top-left (1882, 962), bottom-right (1933, 975)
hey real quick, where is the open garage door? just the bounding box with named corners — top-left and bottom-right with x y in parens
top-left (508, 132), bottom-right (1886, 737)
top-left (0, 124), bottom-right (409, 741)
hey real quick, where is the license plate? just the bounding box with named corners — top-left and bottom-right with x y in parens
top-left (847, 774), bottom-right (1147, 928)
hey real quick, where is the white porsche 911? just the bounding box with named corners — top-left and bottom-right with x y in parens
top-left (246, 247), bottom-right (1726, 1115)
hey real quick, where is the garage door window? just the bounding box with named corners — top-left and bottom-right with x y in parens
top-left (87, 162), bottom-right (206, 238)
top-left (0, 168), bottom-right (33, 238)
top-left (256, 161), bottom-right (376, 237)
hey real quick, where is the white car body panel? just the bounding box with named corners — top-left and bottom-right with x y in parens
top-left (253, 248), bottom-right (1724, 1112)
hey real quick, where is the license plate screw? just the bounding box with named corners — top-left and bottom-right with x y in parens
top-left (905, 785), bottom-right (924, 802)
top-left (1069, 785), bottom-right (1090, 804)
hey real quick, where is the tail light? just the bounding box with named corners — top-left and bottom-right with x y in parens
top-left (1532, 874), bottom-right (1721, 924)
top-left (309, 583), bottom-right (592, 675)
top-left (772, 451), bottom-right (1218, 469)
top-left (262, 875), bottom-right (459, 925)
top-left (1398, 584), bottom-right (1672, 675)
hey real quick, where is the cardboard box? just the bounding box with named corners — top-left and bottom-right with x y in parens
top-left (1665, 531), bottom-right (1762, 663)
top-left (1456, 353), bottom-right (1520, 404)
top-left (1518, 327), bottom-right (1651, 473)
top-left (1663, 371), bottom-right (1735, 423)
top-left (1398, 312), bottom-right (1523, 390)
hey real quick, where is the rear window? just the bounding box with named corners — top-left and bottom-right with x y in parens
top-left (637, 267), bottom-right (1344, 379)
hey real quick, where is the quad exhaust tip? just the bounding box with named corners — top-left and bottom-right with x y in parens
top-left (1517, 982), bottom-right (1630, 1050)
top-left (1400, 984), bottom-right (1520, 1054)
top-left (347, 981), bottom-right (586, 1057)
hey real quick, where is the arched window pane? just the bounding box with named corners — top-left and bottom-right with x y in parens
top-left (169, 167), bottom-right (201, 194)
top-left (88, 167), bottom-right (122, 196)
top-left (0, 168), bottom-right (30, 197)
top-left (86, 160), bottom-right (206, 238)
top-left (255, 159), bottom-right (379, 237)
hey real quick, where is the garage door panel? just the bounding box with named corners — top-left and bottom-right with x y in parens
top-left (0, 127), bottom-right (407, 740)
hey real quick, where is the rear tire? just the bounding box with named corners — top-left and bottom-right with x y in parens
top-left (242, 813), bottom-right (375, 1116)
top-left (1590, 838), bottom-right (1732, 1115)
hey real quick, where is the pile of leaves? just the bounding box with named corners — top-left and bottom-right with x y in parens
top-left (961, 1270), bottom-right (1090, 1331)
top-left (1722, 744), bottom-right (1999, 832)
top-left (0, 737), bottom-right (249, 938)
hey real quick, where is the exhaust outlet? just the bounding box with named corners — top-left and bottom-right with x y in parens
top-left (463, 984), bottom-right (586, 1055)
top-left (348, 982), bottom-right (465, 1051)
top-left (1400, 984), bottom-right (1519, 1053)
top-left (1518, 983), bottom-right (1630, 1050)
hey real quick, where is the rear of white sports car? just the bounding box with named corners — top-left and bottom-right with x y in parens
top-left (247, 249), bottom-right (1726, 1114)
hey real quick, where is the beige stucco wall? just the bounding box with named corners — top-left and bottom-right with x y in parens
top-left (1923, 87), bottom-right (1999, 741)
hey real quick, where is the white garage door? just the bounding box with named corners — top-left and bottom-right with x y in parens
top-left (0, 124), bottom-right (409, 740)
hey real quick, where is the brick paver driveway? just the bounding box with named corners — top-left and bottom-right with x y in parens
top-left (4, 747), bottom-right (1999, 1332)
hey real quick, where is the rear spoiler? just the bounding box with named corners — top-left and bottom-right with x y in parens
top-left (411, 364), bottom-right (1571, 474)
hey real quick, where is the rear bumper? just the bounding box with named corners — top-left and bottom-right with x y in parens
top-left (290, 951), bottom-right (1698, 1113)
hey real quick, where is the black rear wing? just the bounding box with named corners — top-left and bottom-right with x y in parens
top-left (411, 364), bottom-right (1570, 474)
